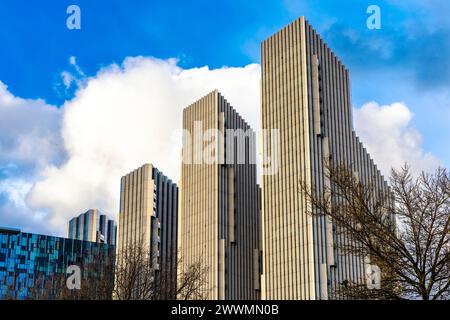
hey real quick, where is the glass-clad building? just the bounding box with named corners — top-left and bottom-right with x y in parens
top-left (0, 227), bottom-right (115, 300)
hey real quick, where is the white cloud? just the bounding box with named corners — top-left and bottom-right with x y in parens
top-left (69, 56), bottom-right (77, 66)
top-left (0, 81), bottom-right (63, 171)
top-left (27, 57), bottom-right (261, 235)
top-left (0, 178), bottom-right (51, 235)
top-left (60, 56), bottom-right (86, 90)
top-left (0, 179), bottom-right (32, 209)
top-left (61, 71), bottom-right (75, 89)
top-left (0, 82), bottom-right (62, 235)
top-left (354, 101), bottom-right (441, 176)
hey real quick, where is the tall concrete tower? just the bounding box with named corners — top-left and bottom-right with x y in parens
top-left (260, 17), bottom-right (390, 299)
top-left (178, 90), bottom-right (261, 300)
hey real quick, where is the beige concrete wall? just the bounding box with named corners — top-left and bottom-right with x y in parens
top-left (178, 90), bottom-right (261, 300)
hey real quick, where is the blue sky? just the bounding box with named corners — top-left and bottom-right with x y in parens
top-left (1, 0), bottom-right (449, 156)
top-left (0, 0), bottom-right (449, 236)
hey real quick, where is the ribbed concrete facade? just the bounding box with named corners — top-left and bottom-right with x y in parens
top-left (68, 209), bottom-right (98, 243)
top-left (116, 164), bottom-right (178, 296)
top-left (68, 209), bottom-right (116, 245)
top-left (178, 90), bottom-right (261, 300)
top-left (260, 17), bottom-right (390, 299)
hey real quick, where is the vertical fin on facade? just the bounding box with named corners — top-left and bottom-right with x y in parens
top-left (312, 54), bottom-right (322, 136)
top-left (229, 167), bottom-right (235, 244)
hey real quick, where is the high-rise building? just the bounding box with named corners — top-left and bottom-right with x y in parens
top-left (260, 17), bottom-right (390, 299)
top-left (67, 209), bottom-right (116, 245)
top-left (116, 164), bottom-right (178, 298)
top-left (178, 90), bottom-right (261, 300)
top-left (0, 227), bottom-right (114, 300)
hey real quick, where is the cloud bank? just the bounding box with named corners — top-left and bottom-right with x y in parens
top-left (354, 101), bottom-right (441, 176)
top-left (0, 81), bottom-right (63, 234)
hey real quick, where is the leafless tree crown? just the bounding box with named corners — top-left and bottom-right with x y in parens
top-left (302, 163), bottom-right (449, 300)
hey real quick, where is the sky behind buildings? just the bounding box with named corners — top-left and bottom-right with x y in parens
top-left (0, 0), bottom-right (449, 236)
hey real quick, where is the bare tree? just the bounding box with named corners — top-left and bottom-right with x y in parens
top-left (113, 239), bottom-right (208, 300)
top-left (176, 259), bottom-right (209, 300)
top-left (150, 256), bottom-right (208, 300)
top-left (113, 239), bottom-right (155, 300)
top-left (27, 252), bottom-right (115, 300)
top-left (302, 163), bottom-right (449, 300)
top-left (28, 273), bottom-right (77, 300)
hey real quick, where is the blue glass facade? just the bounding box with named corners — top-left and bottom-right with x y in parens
top-left (0, 227), bottom-right (115, 300)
